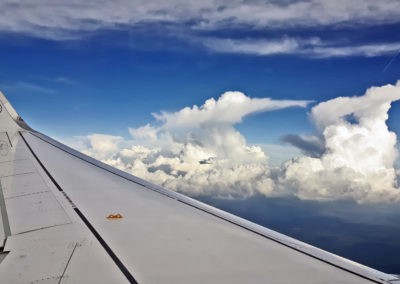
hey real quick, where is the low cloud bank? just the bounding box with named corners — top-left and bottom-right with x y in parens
top-left (76, 92), bottom-right (309, 198)
top-left (68, 82), bottom-right (400, 203)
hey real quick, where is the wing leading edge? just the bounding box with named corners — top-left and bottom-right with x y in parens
top-left (0, 91), bottom-right (399, 284)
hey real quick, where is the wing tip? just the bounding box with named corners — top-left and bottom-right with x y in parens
top-left (0, 90), bottom-right (32, 131)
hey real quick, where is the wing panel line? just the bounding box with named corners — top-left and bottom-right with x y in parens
top-left (19, 132), bottom-right (139, 284)
top-left (58, 243), bottom-right (77, 284)
top-left (0, 181), bottom-right (11, 239)
top-left (5, 132), bottom-right (12, 148)
top-left (27, 131), bottom-right (394, 283)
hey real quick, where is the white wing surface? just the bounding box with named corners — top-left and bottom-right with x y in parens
top-left (0, 91), bottom-right (399, 284)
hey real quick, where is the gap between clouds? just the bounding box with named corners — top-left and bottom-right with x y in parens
top-left (65, 82), bottom-right (400, 203)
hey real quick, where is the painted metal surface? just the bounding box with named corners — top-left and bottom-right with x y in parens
top-left (0, 223), bottom-right (128, 284)
top-left (0, 90), bottom-right (399, 283)
top-left (30, 130), bottom-right (400, 284)
top-left (0, 181), bottom-right (8, 247)
top-left (0, 92), bottom-right (129, 283)
top-left (23, 129), bottom-right (396, 283)
top-left (1, 172), bottom-right (49, 199)
top-left (5, 190), bottom-right (71, 234)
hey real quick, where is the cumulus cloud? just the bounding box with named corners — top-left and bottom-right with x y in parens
top-left (153, 91), bottom-right (310, 129)
top-left (67, 82), bottom-right (400, 203)
top-left (73, 91), bottom-right (308, 198)
top-left (281, 81), bottom-right (400, 203)
top-left (82, 134), bottom-right (123, 159)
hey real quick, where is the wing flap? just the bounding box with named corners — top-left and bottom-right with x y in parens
top-left (2, 172), bottom-right (49, 199)
top-left (1, 231), bottom-right (76, 284)
top-left (5, 191), bottom-right (71, 235)
top-left (1, 223), bottom-right (129, 284)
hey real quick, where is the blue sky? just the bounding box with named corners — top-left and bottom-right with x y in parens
top-left (2, 33), bottom-right (400, 146)
top-left (1, 2), bottom-right (400, 142)
top-left (0, 1), bottom-right (400, 203)
top-left (2, 1), bottom-right (400, 273)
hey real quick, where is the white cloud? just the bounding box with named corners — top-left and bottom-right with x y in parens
top-left (203, 38), bottom-right (304, 56)
top-left (203, 37), bottom-right (400, 58)
top-left (130, 124), bottom-right (158, 141)
top-left (311, 43), bottom-right (400, 58)
top-left (194, 0), bottom-right (400, 30)
top-left (311, 82), bottom-right (400, 130)
top-left (70, 91), bottom-right (308, 198)
top-left (64, 82), bottom-right (400, 203)
top-left (1, 0), bottom-right (400, 39)
top-left (2, 1), bottom-right (400, 57)
top-left (258, 143), bottom-right (302, 166)
top-left (281, 81), bottom-right (400, 203)
top-left (153, 91), bottom-right (310, 129)
top-left (82, 134), bottom-right (123, 159)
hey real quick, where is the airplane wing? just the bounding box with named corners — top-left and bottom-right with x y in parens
top-left (0, 91), bottom-right (399, 284)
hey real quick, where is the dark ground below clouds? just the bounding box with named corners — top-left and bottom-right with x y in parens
top-left (195, 195), bottom-right (400, 274)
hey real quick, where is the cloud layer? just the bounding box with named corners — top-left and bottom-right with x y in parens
top-left (68, 82), bottom-right (400, 203)
top-left (1, 1), bottom-right (400, 57)
top-left (2, 0), bottom-right (400, 37)
top-left (75, 92), bottom-right (308, 198)
top-left (204, 38), bottom-right (400, 58)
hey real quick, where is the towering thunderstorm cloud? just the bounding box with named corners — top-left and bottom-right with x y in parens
top-left (69, 82), bottom-right (400, 203)
top-left (282, 82), bottom-right (400, 202)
